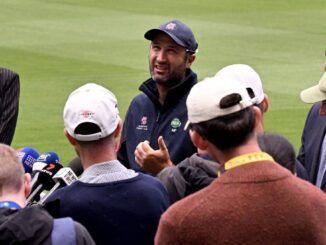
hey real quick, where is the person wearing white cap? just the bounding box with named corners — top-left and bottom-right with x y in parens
top-left (44, 83), bottom-right (170, 245)
top-left (155, 76), bottom-right (326, 245)
top-left (214, 64), bottom-right (268, 131)
top-left (298, 61), bottom-right (326, 190)
top-left (216, 65), bottom-right (308, 180)
top-left (136, 64), bottom-right (268, 175)
top-left (143, 64), bottom-right (306, 203)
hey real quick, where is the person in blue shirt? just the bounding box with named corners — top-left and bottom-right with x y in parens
top-left (46, 83), bottom-right (170, 245)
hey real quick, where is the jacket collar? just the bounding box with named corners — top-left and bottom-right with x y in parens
top-left (139, 69), bottom-right (197, 110)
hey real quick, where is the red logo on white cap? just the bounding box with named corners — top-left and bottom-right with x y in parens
top-left (80, 111), bottom-right (94, 119)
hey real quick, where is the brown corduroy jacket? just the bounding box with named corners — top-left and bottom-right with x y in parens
top-left (155, 161), bottom-right (326, 245)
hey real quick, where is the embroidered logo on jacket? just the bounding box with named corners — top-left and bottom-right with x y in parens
top-left (171, 118), bottom-right (181, 132)
top-left (136, 116), bottom-right (148, 131)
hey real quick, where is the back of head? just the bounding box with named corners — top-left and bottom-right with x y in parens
top-left (215, 64), bottom-right (264, 105)
top-left (186, 76), bottom-right (256, 150)
top-left (0, 144), bottom-right (24, 195)
top-left (63, 83), bottom-right (120, 144)
top-left (257, 133), bottom-right (296, 174)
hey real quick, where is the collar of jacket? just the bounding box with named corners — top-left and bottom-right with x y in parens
top-left (139, 69), bottom-right (197, 110)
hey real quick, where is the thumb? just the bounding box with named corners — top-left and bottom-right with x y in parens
top-left (158, 136), bottom-right (168, 152)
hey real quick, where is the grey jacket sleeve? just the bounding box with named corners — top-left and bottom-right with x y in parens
top-left (157, 153), bottom-right (221, 204)
top-left (157, 165), bottom-right (187, 204)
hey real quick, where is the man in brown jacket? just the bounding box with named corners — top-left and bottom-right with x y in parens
top-left (155, 75), bottom-right (326, 245)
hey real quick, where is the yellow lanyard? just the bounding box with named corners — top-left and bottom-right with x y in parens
top-left (224, 152), bottom-right (274, 171)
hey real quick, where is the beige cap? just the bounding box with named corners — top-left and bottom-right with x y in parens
top-left (300, 72), bottom-right (326, 103)
top-left (186, 76), bottom-right (254, 124)
top-left (215, 64), bottom-right (264, 104)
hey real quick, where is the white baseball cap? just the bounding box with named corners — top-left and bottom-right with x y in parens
top-left (215, 64), bottom-right (264, 104)
top-left (300, 72), bottom-right (326, 103)
top-left (186, 76), bottom-right (254, 125)
top-left (63, 83), bottom-right (119, 141)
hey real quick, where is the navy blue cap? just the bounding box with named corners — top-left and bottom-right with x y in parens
top-left (144, 19), bottom-right (198, 53)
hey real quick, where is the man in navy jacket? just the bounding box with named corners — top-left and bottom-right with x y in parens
top-left (117, 19), bottom-right (198, 172)
top-left (69, 20), bottom-right (199, 175)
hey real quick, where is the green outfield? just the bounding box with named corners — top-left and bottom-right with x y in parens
top-left (1, 0), bottom-right (325, 165)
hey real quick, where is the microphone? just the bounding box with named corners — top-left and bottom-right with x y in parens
top-left (17, 147), bottom-right (40, 173)
top-left (30, 161), bottom-right (48, 189)
top-left (35, 151), bottom-right (61, 165)
top-left (39, 167), bottom-right (78, 205)
top-left (27, 163), bottom-right (63, 205)
top-left (27, 152), bottom-right (63, 205)
top-left (30, 152), bottom-right (61, 190)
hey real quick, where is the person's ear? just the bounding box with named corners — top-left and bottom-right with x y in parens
top-left (114, 118), bottom-right (122, 139)
top-left (263, 94), bottom-right (269, 113)
top-left (24, 173), bottom-right (31, 198)
top-left (189, 129), bottom-right (208, 150)
top-left (253, 106), bottom-right (263, 130)
top-left (186, 54), bottom-right (196, 69)
top-left (64, 128), bottom-right (77, 146)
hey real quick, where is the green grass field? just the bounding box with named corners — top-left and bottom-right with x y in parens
top-left (1, 0), bottom-right (326, 165)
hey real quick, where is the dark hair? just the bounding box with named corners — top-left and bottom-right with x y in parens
top-left (190, 93), bottom-right (256, 151)
top-left (257, 132), bottom-right (296, 174)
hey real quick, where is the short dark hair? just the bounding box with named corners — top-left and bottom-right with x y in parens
top-left (190, 94), bottom-right (256, 151)
top-left (257, 132), bottom-right (296, 174)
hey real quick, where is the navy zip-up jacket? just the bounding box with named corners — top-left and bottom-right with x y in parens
top-left (118, 69), bottom-right (197, 171)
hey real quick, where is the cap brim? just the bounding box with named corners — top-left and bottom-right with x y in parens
top-left (184, 120), bottom-right (190, 131)
top-left (300, 85), bottom-right (326, 103)
top-left (144, 29), bottom-right (162, 40)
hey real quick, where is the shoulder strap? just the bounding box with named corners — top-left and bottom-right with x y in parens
top-left (52, 217), bottom-right (76, 245)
